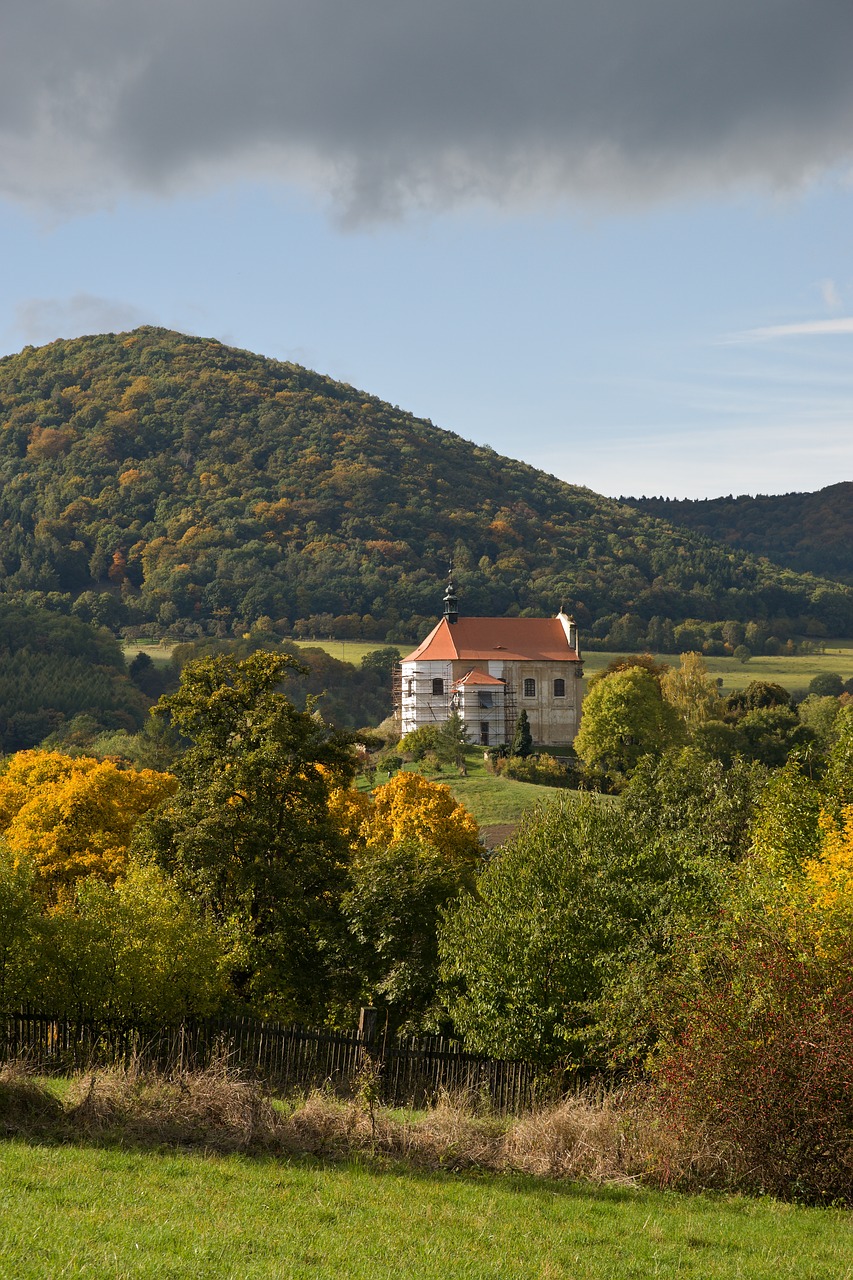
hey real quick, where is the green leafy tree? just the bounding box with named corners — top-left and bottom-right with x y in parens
top-left (511, 709), bottom-right (534, 758)
top-left (439, 795), bottom-right (640, 1067)
top-left (136, 650), bottom-right (357, 1019)
top-left (439, 708), bottom-right (470, 769)
top-left (40, 863), bottom-right (229, 1022)
top-left (360, 646), bottom-right (402, 680)
top-left (0, 846), bottom-right (43, 1009)
top-left (574, 666), bottom-right (681, 786)
top-left (796, 694), bottom-right (841, 749)
top-left (808, 672), bottom-right (845, 698)
top-left (343, 839), bottom-right (476, 1031)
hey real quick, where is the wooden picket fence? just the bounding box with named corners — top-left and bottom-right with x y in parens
top-left (0, 1012), bottom-right (543, 1113)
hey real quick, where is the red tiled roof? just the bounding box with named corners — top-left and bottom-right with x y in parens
top-left (402, 617), bottom-right (580, 664)
top-left (452, 668), bottom-right (506, 687)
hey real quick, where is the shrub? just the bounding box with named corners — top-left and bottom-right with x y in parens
top-left (399, 725), bottom-right (442, 760)
top-left (499, 754), bottom-right (573, 787)
top-left (653, 906), bottom-right (853, 1203)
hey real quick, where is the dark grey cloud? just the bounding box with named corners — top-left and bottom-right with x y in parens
top-left (2, 1), bottom-right (852, 219)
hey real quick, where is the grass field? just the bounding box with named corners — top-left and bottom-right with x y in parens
top-left (1, 1140), bottom-right (851, 1280)
top-left (368, 747), bottom-right (581, 829)
top-left (581, 642), bottom-right (853, 694)
top-left (122, 640), bottom-right (176, 668)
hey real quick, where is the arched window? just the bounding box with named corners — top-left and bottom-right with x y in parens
top-left (553, 678), bottom-right (566, 698)
top-left (406, 678), bottom-right (414, 697)
top-left (432, 677), bottom-right (444, 696)
top-left (523, 678), bottom-right (536, 697)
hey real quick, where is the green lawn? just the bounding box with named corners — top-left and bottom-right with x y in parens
top-left (1, 1141), bottom-right (852, 1279)
top-left (581, 642), bottom-right (853, 694)
top-left (370, 749), bottom-right (584, 829)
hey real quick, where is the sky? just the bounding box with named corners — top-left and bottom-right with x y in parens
top-left (2, 1), bottom-right (853, 500)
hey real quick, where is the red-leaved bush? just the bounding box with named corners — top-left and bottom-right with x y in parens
top-left (653, 911), bottom-right (853, 1203)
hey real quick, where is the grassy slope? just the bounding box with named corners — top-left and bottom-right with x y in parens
top-left (1, 1141), bottom-right (851, 1280)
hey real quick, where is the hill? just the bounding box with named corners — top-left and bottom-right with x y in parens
top-left (624, 485), bottom-right (853, 585)
top-left (0, 327), bottom-right (851, 646)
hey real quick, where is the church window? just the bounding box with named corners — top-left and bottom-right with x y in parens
top-left (554, 678), bottom-right (566, 697)
top-left (523, 678), bottom-right (536, 697)
top-left (432, 677), bottom-right (444, 696)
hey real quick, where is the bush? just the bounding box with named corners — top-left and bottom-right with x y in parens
top-left (653, 907), bottom-right (853, 1203)
top-left (498, 754), bottom-right (574, 787)
top-left (399, 725), bottom-right (442, 760)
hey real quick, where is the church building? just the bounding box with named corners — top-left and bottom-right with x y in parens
top-left (396, 577), bottom-right (583, 748)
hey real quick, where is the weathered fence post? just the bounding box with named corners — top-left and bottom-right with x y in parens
top-left (358, 1006), bottom-right (378, 1052)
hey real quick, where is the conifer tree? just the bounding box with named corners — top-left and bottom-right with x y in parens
top-left (511, 709), bottom-right (534, 758)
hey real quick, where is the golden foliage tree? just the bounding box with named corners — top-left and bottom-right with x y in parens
top-left (0, 751), bottom-right (177, 896)
top-left (330, 771), bottom-right (480, 865)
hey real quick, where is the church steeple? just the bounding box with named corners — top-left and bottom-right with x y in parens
top-left (442, 564), bottom-right (459, 625)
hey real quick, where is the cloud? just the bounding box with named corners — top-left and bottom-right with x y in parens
top-left (730, 317), bottom-right (853, 342)
top-left (2, 2), bottom-right (853, 222)
top-left (821, 278), bottom-right (843, 310)
top-left (13, 295), bottom-right (152, 347)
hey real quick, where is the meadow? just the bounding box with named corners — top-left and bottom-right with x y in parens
top-left (581, 642), bottom-right (853, 693)
top-left (2, 1139), bottom-right (852, 1279)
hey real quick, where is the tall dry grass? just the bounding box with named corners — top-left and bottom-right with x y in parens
top-left (0, 1059), bottom-right (741, 1192)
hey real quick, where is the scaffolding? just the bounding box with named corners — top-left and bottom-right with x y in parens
top-left (393, 662), bottom-right (454, 738)
top-left (394, 662), bottom-right (517, 747)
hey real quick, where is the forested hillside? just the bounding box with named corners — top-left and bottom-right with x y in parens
top-left (625, 485), bottom-right (853, 585)
top-left (1, 327), bottom-right (851, 645)
top-left (0, 601), bottom-right (145, 750)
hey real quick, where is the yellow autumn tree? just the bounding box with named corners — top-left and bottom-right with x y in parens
top-left (0, 751), bottom-right (177, 897)
top-left (330, 771), bottom-right (480, 865)
top-left (804, 804), bottom-right (853, 917)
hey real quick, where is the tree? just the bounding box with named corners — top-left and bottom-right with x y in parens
top-left (660, 652), bottom-right (722, 730)
top-left (360, 646), bottom-right (401, 680)
top-left (797, 695), bottom-right (841, 749)
top-left (40, 862), bottom-right (229, 1023)
top-left (724, 681), bottom-right (791, 717)
top-left (573, 666), bottom-right (681, 786)
top-left (809, 672), bottom-right (845, 699)
top-left (136, 651), bottom-right (357, 1020)
top-left (511, 709), bottom-right (534, 758)
top-left (0, 846), bottom-right (42, 1009)
top-left (439, 795), bottom-right (642, 1067)
top-left (343, 840), bottom-right (476, 1030)
top-left (332, 771), bottom-right (480, 864)
top-left (0, 751), bottom-right (177, 899)
top-left (439, 708), bottom-right (470, 769)
top-left (329, 773), bottom-right (480, 1027)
